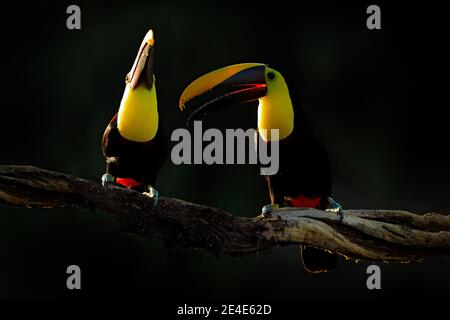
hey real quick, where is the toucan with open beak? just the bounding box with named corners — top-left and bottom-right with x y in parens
top-left (179, 63), bottom-right (342, 273)
top-left (101, 29), bottom-right (166, 206)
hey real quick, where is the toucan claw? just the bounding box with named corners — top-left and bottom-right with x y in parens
top-left (326, 196), bottom-right (344, 223)
top-left (261, 204), bottom-right (279, 217)
top-left (101, 173), bottom-right (115, 188)
top-left (143, 185), bottom-right (159, 208)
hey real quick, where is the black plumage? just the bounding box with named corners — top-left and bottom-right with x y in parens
top-left (102, 114), bottom-right (167, 191)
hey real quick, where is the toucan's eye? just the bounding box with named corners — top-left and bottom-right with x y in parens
top-left (125, 74), bottom-right (130, 84)
top-left (267, 72), bottom-right (275, 80)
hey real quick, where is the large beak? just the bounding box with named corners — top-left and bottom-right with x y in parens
top-left (128, 29), bottom-right (155, 90)
top-left (179, 63), bottom-right (268, 122)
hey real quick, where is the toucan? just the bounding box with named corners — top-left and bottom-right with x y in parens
top-left (101, 29), bottom-right (166, 206)
top-left (179, 63), bottom-right (342, 273)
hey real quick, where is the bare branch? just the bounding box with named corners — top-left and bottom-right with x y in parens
top-left (1, 165), bottom-right (449, 262)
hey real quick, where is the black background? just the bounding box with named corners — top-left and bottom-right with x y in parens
top-left (1, 0), bottom-right (447, 301)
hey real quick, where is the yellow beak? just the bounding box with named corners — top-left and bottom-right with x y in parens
top-left (128, 29), bottom-right (155, 90)
top-left (179, 63), bottom-right (268, 123)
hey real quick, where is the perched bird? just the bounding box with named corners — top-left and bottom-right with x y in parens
top-left (101, 29), bottom-right (166, 206)
top-left (179, 63), bottom-right (342, 273)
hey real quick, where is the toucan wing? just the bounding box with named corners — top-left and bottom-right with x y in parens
top-left (102, 113), bottom-right (120, 164)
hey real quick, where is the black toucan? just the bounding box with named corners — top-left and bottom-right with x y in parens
top-left (101, 29), bottom-right (166, 206)
top-left (179, 63), bottom-right (342, 273)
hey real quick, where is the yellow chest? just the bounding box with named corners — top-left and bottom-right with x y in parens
top-left (117, 84), bottom-right (159, 142)
top-left (257, 89), bottom-right (294, 142)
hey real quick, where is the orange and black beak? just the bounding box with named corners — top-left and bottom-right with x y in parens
top-left (128, 29), bottom-right (155, 90)
top-left (179, 63), bottom-right (268, 123)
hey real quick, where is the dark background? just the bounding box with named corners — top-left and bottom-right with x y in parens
top-left (1, 0), bottom-right (447, 301)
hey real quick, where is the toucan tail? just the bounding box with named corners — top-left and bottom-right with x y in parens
top-left (300, 245), bottom-right (338, 273)
top-left (288, 195), bottom-right (339, 273)
top-left (282, 195), bottom-right (339, 273)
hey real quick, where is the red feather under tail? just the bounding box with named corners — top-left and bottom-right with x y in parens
top-left (116, 177), bottom-right (142, 189)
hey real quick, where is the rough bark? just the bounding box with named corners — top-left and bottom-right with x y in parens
top-left (1, 165), bottom-right (449, 262)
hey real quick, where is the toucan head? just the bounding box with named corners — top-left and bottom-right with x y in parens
top-left (179, 63), bottom-right (294, 141)
top-left (117, 29), bottom-right (159, 143)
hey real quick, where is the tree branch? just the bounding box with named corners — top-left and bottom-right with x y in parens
top-left (1, 165), bottom-right (449, 262)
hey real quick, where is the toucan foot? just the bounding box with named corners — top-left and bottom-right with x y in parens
top-left (101, 173), bottom-right (115, 188)
top-left (261, 204), bottom-right (279, 217)
top-left (325, 196), bottom-right (344, 222)
top-left (143, 185), bottom-right (159, 208)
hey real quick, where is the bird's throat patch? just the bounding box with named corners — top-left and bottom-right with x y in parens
top-left (257, 76), bottom-right (294, 141)
top-left (117, 84), bottom-right (158, 142)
